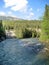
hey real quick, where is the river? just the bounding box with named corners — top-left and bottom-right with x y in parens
top-left (0, 38), bottom-right (49, 65)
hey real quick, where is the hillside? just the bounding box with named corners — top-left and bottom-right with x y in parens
top-left (0, 16), bottom-right (21, 20)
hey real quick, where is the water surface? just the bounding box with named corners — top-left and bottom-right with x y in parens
top-left (0, 38), bottom-right (49, 65)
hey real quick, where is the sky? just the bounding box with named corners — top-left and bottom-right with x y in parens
top-left (0, 0), bottom-right (49, 20)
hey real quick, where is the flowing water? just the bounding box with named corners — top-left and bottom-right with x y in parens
top-left (0, 38), bottom-right (49, 65)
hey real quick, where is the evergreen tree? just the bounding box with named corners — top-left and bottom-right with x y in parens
top-left (40, 5), bottom-right (49, 42)
top-left (0, 20), bottom-right (6, 41)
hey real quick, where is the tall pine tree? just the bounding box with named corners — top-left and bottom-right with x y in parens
top-left (40, 5), bottom-right (49, 42)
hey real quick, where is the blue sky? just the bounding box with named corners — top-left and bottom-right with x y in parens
top-left (0, 0), bottom-right (49, 20)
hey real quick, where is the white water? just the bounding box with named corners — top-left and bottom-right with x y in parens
top-left (0, 38), bottom-right (48, 65)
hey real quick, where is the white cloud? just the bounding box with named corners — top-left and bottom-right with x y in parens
top-left (0, 11), bottom-right (6, 16)
top-left (37, 8), bottom-right (41, 12)
top-left (25, 8), bottom-right (34, 20)
top-left (19, 6), bottom-right (28, 13)
top-left (0, 11), bottom-right (17, 17)
top-left (24, 12), bottom-right (34, 20)
top-left (8, 14), bottom-right (17, 17)
top-left (29, 8), bottom-right (33, 11)
top-left (8, 11), bottom-right (12, 15)
top-left (3, 0), bottom-right (34, 20)
top-left (7, 11), bottom-right (17, 17)
top-left (9, 15), bottom-right (17, 17)
top-left (4, 0), bottom-right (28, 11)
top-left (29, 12), bottom-right (34, 16)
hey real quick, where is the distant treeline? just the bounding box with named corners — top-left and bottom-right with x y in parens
top-left (2, 20), bottom-right (41, 30)
top-left (2, 20), bottom-right (41, 38)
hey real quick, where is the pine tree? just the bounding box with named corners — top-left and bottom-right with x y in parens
top-left (40, 5), bottom-right (49, 42)
top-left (0, 20), bottom-right (6, 41)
